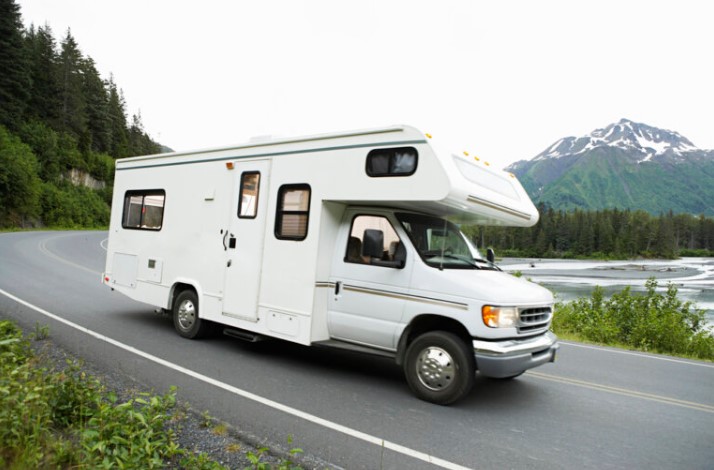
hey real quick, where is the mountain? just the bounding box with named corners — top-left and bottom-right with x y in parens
top-left (506, 119), bottom-right (714, 215)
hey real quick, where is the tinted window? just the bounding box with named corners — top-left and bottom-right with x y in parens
top-left (366, 147), bottom-right (418, 177)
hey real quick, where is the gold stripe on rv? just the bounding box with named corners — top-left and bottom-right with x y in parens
top-left (315, 282), bottom-right (468, 311)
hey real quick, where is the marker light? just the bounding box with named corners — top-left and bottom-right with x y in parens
top-left (463, 151), bottom-right (469, 156)
top-left (482, 306), bottom-right (518, 328)
top-left (484, 161), bottom-right (490, 166)
top-left (226, 162), bottom-right (234, 170)
top-left (474, 156), bottom-right (480, 162)
top-left (425, 133), bottom-right (432, 139)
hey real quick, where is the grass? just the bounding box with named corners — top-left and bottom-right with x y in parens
top-left (0, 320), bottom-right (303, 469)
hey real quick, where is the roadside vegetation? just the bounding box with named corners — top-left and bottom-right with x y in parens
top-left (551, 279), bottom-right (714, 360)
top-left (0, 320), bottom-right (303, 469)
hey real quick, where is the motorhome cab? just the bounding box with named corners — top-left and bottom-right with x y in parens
top-left (103, 125), bottom-right (558, 405)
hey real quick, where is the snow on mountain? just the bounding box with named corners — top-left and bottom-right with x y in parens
top-left (532, 118), bottom-right (700, 163)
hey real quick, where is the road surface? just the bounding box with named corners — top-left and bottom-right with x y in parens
top-left (1, 231), bottom-right (712, 469)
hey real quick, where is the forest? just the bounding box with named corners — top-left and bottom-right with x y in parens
top-left (465, 206), bottom-right (714, 259)
top-left (0, 0), bottom-right (161, 228)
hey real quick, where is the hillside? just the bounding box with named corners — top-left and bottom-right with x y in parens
top-left (0, 0), bottom-right (163, 228)
top-left (507, 119), bottom-right (714, 215)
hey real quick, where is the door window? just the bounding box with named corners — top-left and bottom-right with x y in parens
top-left (238, 172), bottom-right (260, 218)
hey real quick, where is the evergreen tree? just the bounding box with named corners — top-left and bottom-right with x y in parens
top-left (653, 212), bottom-right (676, 258)
top-left (82, 57), bottom-right (111, 153)
top-left (24, 23), bottom-right (61, 124)
top-left (106, 76), bottom-right (129, 158)
top-left (0, 0), bottom-right (31, 129)
top-left (128, 112), bottom-right (160, 156)
top-left (57, 29), bottom-right (88, 145)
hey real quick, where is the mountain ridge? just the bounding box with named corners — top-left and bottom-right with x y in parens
top-left (506, 119), bottom-right (714, 216)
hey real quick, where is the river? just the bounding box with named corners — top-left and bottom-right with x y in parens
top-left (500, 257), bottom-right (714, 328)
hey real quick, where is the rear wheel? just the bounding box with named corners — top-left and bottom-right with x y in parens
top-left (404, 331), bottom-right (475, 405)
top-left (173, 290), bottom-right (210, 339)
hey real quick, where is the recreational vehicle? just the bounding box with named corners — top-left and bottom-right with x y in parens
top-left (103, 125), bottom-right (558, 405)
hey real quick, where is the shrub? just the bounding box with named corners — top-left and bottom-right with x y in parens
top-left (0, 320), bottom-right (186, 468)
top-left (552, 279), bottom-right (714, 360)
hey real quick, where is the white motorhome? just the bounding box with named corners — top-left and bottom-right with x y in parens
top-left (103, 125), bottom-right (558, 404)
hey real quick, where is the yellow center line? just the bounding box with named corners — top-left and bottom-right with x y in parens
top-left (527, 371), bottom-right (714, 414)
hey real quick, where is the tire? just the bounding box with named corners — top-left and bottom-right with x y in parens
top-left (404, 331), bottom-right (475, 405)
top-left (173, 290), bottom-right (210, 339)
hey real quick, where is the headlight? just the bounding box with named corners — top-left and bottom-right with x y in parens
top-left (482, 306), bottom-right (518, 328)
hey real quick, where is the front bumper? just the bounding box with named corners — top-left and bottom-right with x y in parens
top-left (472, 331), bottom-right (559, 378)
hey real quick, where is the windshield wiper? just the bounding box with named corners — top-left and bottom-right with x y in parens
top-left (472, 257), bottom-right (501, 271)
top-left (428, 253), bottom-right (484, 270)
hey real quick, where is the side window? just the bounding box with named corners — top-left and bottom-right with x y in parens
top-left (238, 172), bottom-right (260, 218)
top-left (275, 184), bottom-right (311, 240)
top-left (122, 190), bottom-right (165, 230)
top-left (345, 215), bottom-right (405, 268)
top-left (366, 147), bottom-right (418, 177)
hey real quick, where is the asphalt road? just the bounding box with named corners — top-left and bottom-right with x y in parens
top-left (1, 231), bottom-right (713, 469)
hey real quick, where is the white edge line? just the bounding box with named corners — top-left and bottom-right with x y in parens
top-left (0, 288), bottom-right (472, 470)
top-left (560, 341), bottom-right (714, 368)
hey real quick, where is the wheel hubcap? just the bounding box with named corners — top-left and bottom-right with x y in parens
top-left (177, 300), bottom-right (196, 330)
top-left (416, 346), bottom-right (455, 391)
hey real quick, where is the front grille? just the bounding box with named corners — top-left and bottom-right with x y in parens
top-left (518, 306), bottom-right (552, 333)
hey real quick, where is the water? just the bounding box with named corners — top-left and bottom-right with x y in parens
top-left (500, 257), bottom-right (714, 328)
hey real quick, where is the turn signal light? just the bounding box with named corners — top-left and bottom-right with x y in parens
top-left (482, 306), bottom-right (498, 327)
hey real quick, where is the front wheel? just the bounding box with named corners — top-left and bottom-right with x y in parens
top-left (173, 290), bottom-right (210, 339)
top-left (404, 331), bottom-right (475, 405)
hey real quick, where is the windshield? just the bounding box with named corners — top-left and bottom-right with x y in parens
top-left (396, 213), bottom-right (493, 270)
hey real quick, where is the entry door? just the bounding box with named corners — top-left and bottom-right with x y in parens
top-left (327, 213), bottom-right (412, 350)
top-left (222, 160), bottom-right (271, 320)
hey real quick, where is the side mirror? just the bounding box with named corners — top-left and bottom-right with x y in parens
top-left (362, 229), bottom-right (384, 258)
top-left (486, 248), bottom-right (495, 263)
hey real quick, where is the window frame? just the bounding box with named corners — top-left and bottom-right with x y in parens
top-left (274, 184), bottom-right (311, 241)
top-left (238, 171), bottom-right (261, 219)
top-left (121, 189), bottom-right (166, 231)
top-left (365, 146), bottom-right (418, 177)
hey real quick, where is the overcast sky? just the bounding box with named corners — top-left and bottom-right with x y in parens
top-left (17, 0), bottom-right (714, 169)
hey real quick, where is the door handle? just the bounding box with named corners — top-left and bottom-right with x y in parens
top-left (334, 281), bottom-right (342, 296)
top-left (222, 230), bottom-right (229, 251)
